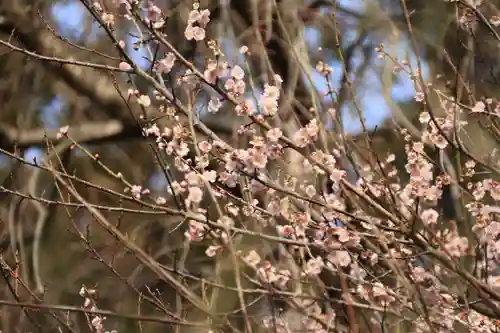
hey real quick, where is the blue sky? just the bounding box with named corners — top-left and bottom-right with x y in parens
top-left (22, 0), bottom-right (423, 190)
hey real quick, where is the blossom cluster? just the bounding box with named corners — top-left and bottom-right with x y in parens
top-left (79, 286), bottom-right (117, 333)
top-left (42, 1), bottom-right (500, 333)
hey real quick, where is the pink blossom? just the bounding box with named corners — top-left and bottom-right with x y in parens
top-left (198, 9), bottom-right (211, 27)
top-left (131, 185), bottom-right (142, 199)
top-left (371, 282), bottom-right (395, 304)
top-left (235, 99), bottom-right (255, 116)
top-left (187, 186), bottom-right (203, 204)
top-left (328, 250), bottom-right (351, 267)
top-left (224, 78), bottom-right (235, 91)
top-left (421, 208), bottom-right (439, 225)
top-left (444, 233), bottom-right (468, 257)
top-left (244, 250), bottom-right (261, 267)
top-left (415, 91), bottom-right (425, 102)
top-left (206, 245), bottom-right (222, 257)
top-left (259, 84), bottom-right (280, 116)
top-left (187, 5), bottom-right (210, 27)
top-left (202, 170), bottom-right (217, 183)
top-left (184, 25), bottom-right (194, 40)
top-left (92, 2), bottom-right (102, 11)
top-left (175, 141), bottom-right (189, 157)
top-left (293, 128), bottom-right (311, 147)
top-left (137, 95), bottom-right (151, 107)
top-left (119, 62), bottom-right (132, 71)
top-left (232, 79), bottom-right (246, 96)
top-left (188, 9), bottom-right (201, 25)
top-left (330, 169), bottom-right (347, 183)
top-left (156, 196), bottom-right (166, 205)
top-left (412, 141), bottom-right (424, 153)
top-left (431, 134), bottom-right (448, 149)
top-left (192, 26), bottom-right (206, 41)
top-left (276, 225), bottom-right (294, 237)
top-left (331, 228), bottom-right (350, 243)
top-left (204, 59), bottom-right (218, 83)
top-left (218, 171), bottom-right (237, 188)
top-left (198, 141), bottom-right (212, 153)
top-left (56, 125), bottom-right (69, 139)
top-left (222, 203), bottom-right (238, 216)
top-left (304, 257), bottom-right (324, 276)
top-left (305, 184), bottom-right (316, 197)
top-left (147, 5), bottom-right (165, 28)
top-left (305, 119), bottom-right (319, 139)
top-left (472, 101), bottom-right (486, 113)
top-left (154, 53), bottom-right (175, 74)
top-left (490, 181), bottom-right (500, 201)
top-left (185, 171), bottom-right (200, 186)
top-left (101, 12), bottom-right (115, 26)
top-left (208, 98), bottom-right (222, 113)
top-left (144, 123), bottom-right (160, 137)
top-left (266, 128), bottom-right (282, 142)
top-left (231, 65), bottom-right (245, 80)
top-left (316, 60), bottom-right (332, 75)
top-left (185, 220), bottom-right (206, 241)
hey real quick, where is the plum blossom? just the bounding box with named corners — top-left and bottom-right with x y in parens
top-left (208, 97), bottom-right (222, 113)
top-left (137, 95), bottom-right (151, 107)
top-left (488, 180), bottom-right (500, 201)
top-left (303, 256), bottom-right (324, 277)
top-left (184, 25), bottom-right (206, 41)
top-left (276, 225), bottom-right (294, 237)
top-left (293, 128), bottom-right (311, 147)
top-left (235, 99), bottom-right (255, 116)
top-left (203, 59), bottom-right (218, 83)
top-left (154, 53), bottom-right (175, 74)
top-left (184, 4), bottom-right (210, 41)
top-left (92, 1), bottom-right (102, 11)
top-left (430, 133), bottom-right (448, 149)
top-left (185, 171), bottom-right (201, 186)
top-left (187, 186), bottom-right (203, 204)
top-left (472, 101), bottom-right (486, 113)
top-left (293, 119), bottom-right (320, 147)
top-left (305, 119), bottom-right (319, 139)
top-left (156, 196), bottom-right (166, 205)
top-left (316, 60), bottom-right (332, 75)
top-left (56, 125), bottom-right (69, 139)
top-left (101, 12), bottom-right (115, 26)
top-left (304, 184), bottom-right (316, 197)
top-left (444, 231), bottom-right (469, 257)
top-left (185, 220), bottom-right (206, 241)
top-left (218, 171), bottom-right (237, 188)
top-left (328, 250), bottom-right (351, 267)
top-left (421, 208), bottom-right (439, 225)
top-left (259, 83), bottom-right (280, 116)
top-left (202, 170), bottom-right (217, 183)
top-left (118, 62), bottom-right (132, 71)
top-left (244, 250), bottom-right (261, 267)
top-left (230, 65), bottom-right (245, 80)
top-left (146, 4), bottom-right (165, 28)
top-left (206, 245), bottom-right (222, 257)
top-left (130, 185), bottom-right (142, 199)
top-left (266, 128), bottom-right (282, 142)
top-left (418, 112), bottom-right (431, 125)
top-left (371, 282), bottom-right (395, 304)
top-left (198, 141), bottom-right (212, 153)
top-left (174, 141), bottom-right (189, 157)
